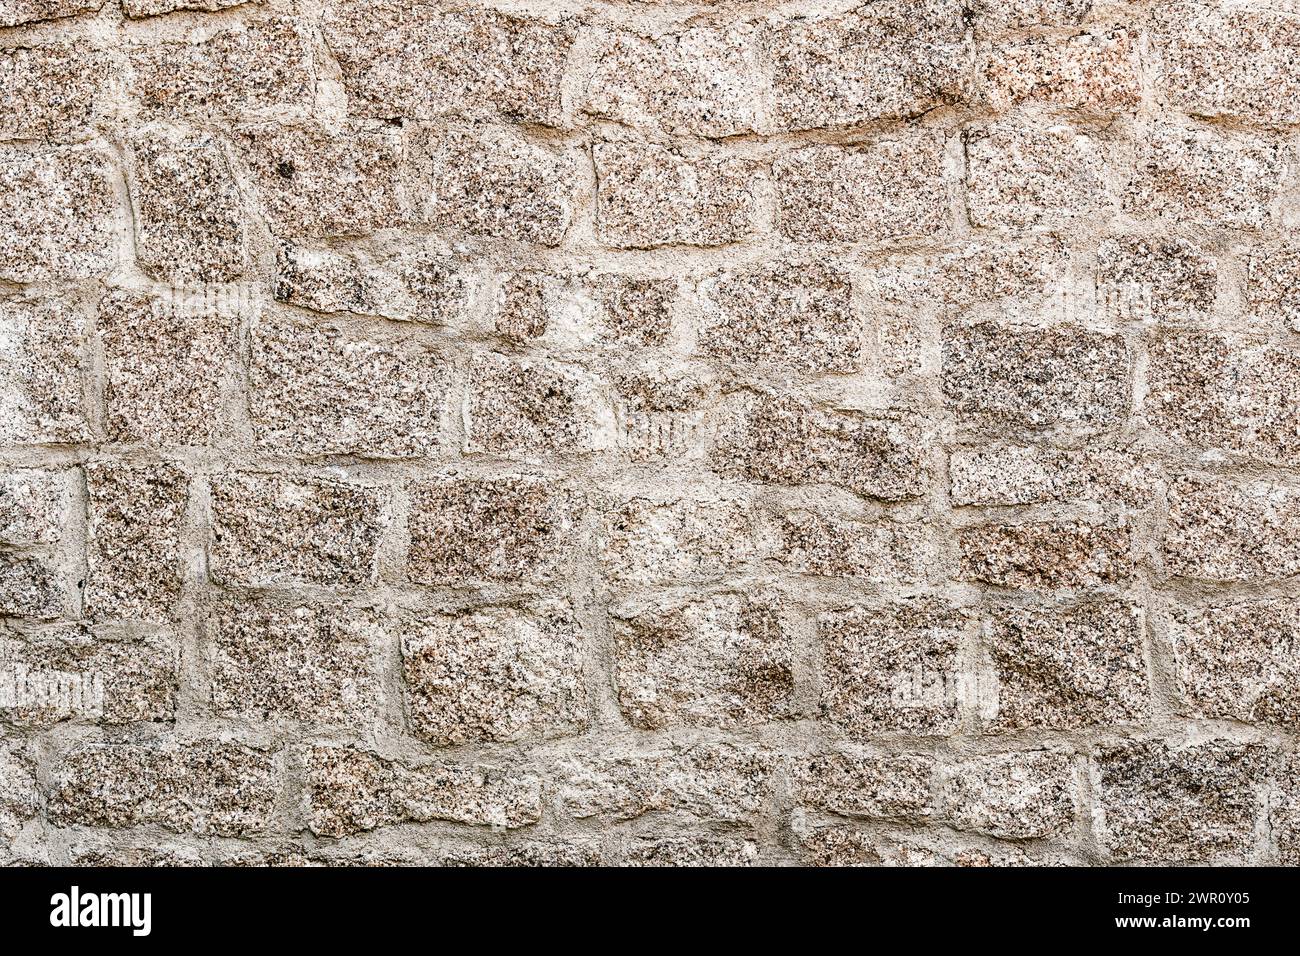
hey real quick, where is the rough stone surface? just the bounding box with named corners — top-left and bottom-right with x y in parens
top-left (0, 43), bottom-right (112, 141)
top-left (940, 751), bottom-right (1077, 839)
top-left (466, 353), bottom-right (610, 456)
top-left (1096, 235), bottom-right (1217, 318)
top-left (960, 520), bottom-right (1133, 590)
top-left (775, 510), bottom-right (932, 582)
top-left (0, 469), bottom-right (67, 545)
top-left (0, 299), bottom-right (91, 446)
top-left (795, 751), bottom-right (935, 820)
top-left (949, 446), bottom-right (1154, 509)
top-left (980, 29), bottom-right (1140, 113)
top-left (601, 494), bottom-right (754, 585)
top-left (0, 0), bottom-right (102, 27)
top-left (1163, 474), bottom-right (1300, 582)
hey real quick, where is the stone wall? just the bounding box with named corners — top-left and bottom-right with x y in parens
top-left (1, 0), bottom-right (1298, 866)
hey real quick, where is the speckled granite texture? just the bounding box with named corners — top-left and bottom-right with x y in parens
top-left (1, 0), bottom-right (1298, 867)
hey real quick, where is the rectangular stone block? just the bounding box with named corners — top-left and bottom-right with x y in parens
top-left (601, 494), bottom-right (755, 585)
top-left (621, 837), bottom-right (757, 868)
top-left (323, 2), bottom-right (573, 126)
top-left (210, 472), bottom-right (388, 589)
top-left (819, 599), bottom-right (969, 736)
top-left (698, 261), bottom-right (863, 374)
top-left (413, 125), bottom-right (574, 246)
top-left (209, 598), bottom-right (383, 727)
top-left (235, 121), bottom-right (405, 239)
top-left (85, 460), bottom-right (188, 622)
top-left (1163, 473), bottom-right (1300, 582)
top-left (1096, 235), bottom-right (1216, 318)
top-left (960, 520), bottom-right (1133, 590)
top-left (128, 127), bottom-right (249, 286)
top-left (0, 43), bottom-right (112, 140)
top-left (942, 321), bottom-right (1129, 434)
top-left (1145, 329), bottom-right (1300, 466)
top-left (765, 0), bottom-right (969, 131)
top-left (127, 16), bottom-right (314, 119)
top-left (557, 746), bottom-right (774, 823)
top-left (0, 300), bottom-right (91, 446)
top-left (612, 593), bottom-right (794, 729)
top-left (0, 144), bottom-right (116, 282)
top-left (872, 235), bottom-right (1067, 311)
top-left (774, 133), bottom-right (948, 243)
top-left (612, 363), bottom-right (713, 461)
top-left (0, 0), bottom-right (102, 27)
top-left (407, 472), bottom-right (575, 586)
top-left (465, 353), bottom-right (611, 457)
top-left (965, 121), bottom-right (1110, 229)
top-left (980, 29), bottom-right (1139, 113)
top-left (0, 740), bottom-right (37, 856)
top-left (50, 741), bottom-right (279, 836)
top-left (949, 446), bottom-right (1155, 509)
top-left (1248, 240), bottom-right (1300, 331)
top-left (1125, 122), bottom-right (1284, 229)
top-left (713, 393), bottom-right (928, 501)
top-left (1153, 2), bottom-right (1300, 125)
top-left (249, 317), bottom-right (448, 458)
top-left (1169, 599), bottom-right (1300, 728)
top-left (774, 510), bottom-right (932, 582)
top-left (985, 601), bottom-right (1148, 731)
top-left (581, 24), bottom-right (759, 137)
top-left (0, 554), bottom-right (63, 619)
top-left (0, 469), bottom-right (67, 544)
top-left (941, 751), bottom-right (1076, 839)
top-left (275, 243), bottom-right (468, 326)
top-left (1095, 740), bottom-right (1266, 863)
top-left (304, 746), bottom-right (542, 837)
top-left (402, 602), bottom-right (588, 745)
top-left (1274, 755), bottom-right (1300, 866)
top-left (969, 0), bottom-right (1091, 31)
top-left (594, 142), bottom-right (757, 248)
top-left (795, 751), bottom-right (935, 820)
top-left (100, 290), bottom-right (238, 447)
top-left (0, 629), bottom-right (177, 726)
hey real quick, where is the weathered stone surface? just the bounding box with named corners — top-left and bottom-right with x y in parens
top-left (235, 121), bottom-right (405, 239)
top-left (0, 630), bottom-right (177, 726)
top-left (0, 470), bottom-right (67, 544)
top-left (442, 841), bottom-right (602, 867)
top-left (601, 495), bottom-right (754, 585)
top-left (766, 0), bottom-right (969, 131)
top-left (965, 121), bottom-right (1110, 229)
top-left (970, 0), bottom-right (1091, 32)
top-left (942, 322), bottom-right (1129, 433)
top-left (491, 270), bottom-right (677, 349)
top-left (50, 741), bottom-right (279, 836)
top-left (980, 29), bottom-right (1139, 112)
top-left (0, 741), bottom-right (37, 854)
top-left (0, 43), bottom-right (112, 140)
top-left (1170, 599), bottom-right (1300, 728)
top-left (209, 598), bottom-right (383, 727)
top-left (1145, 329), bottom-right (1300, 465)
top-left (124, 0), bottom-right (250, 15)
top-left (820, 599), bottom-right (968, 736)
top-left (0, 555), bottom-right (63, 619)
top-left (85, 460), bottom-right (188, 621)
top-left (275, 243), bottom-right (468, 326)
top-left (0, 0), bottom-right (102, 27)
top-left (209, 472), bottom-right (388, 589)
top-left (0, 300), bottom-right (91, 446)
top-left (582, 24), bottom-right (759, 137)
top-left (1125, 122), bottom-right (1285, 229)
top-left (1163, 473), bottom-right (1300, 582)
top-left (774, 133), bottom-right (949, 243)
top-left (1096, 235), bottom-right (1216, 317)
top-left (872, 235), bottom-right (1068, 311)
top-left (1248, 240), bottom-right (1300, 331)
top-left (960, 520), bottom-right (1133, 590)
top-left (698, 262), bottom-right (862, 374)
top-left (128, 127), bottom-right (248, 285)
top-left (1095, 740), bottom-right (1266, 863)
top-left (985, 601), bottom-right (1148, 730)
top-left (402, 602), bottom-right (588, 745)
top-left (1275, 754), bottom-right (1300, 866)
top-left (407, 472), bottom-right (575, 586)
top-left (595, 142), bottom-right (757, 248)
top-left (713, 393), bottom-right (928, 501)
top-left (249, 317), bottom-right (448, 458)
top-left (622, 836), bottom-right (758, 867)
top-left (612, 593), bottom-right (794, 729)
top-left (795, 751), bottom-right (935, 820)
top-left (127, 17), bottom-right (314, 119)
top-left (941, 751), bottom-right (1076, 839)
top-left (557, 746), bottom-right (774, 822)
top-left (324, 3), bottom-right (573, 126)
top-left (465, 353), bottom-right (610, 456)
top-left (0, 144), bottom-right (116, 282)
top-left (949, 446), bottom-right (1155, 509)
top-left (304, 746), bottom-right (542, 836)
top-left (100, 289), bottom-right (238, 447)
top-left (775, 510), bottom-right (932, 582)
top-left (1153, 2), bottom-right (1300, 126)
top-left (414, 125), bottom-right (573, 245)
